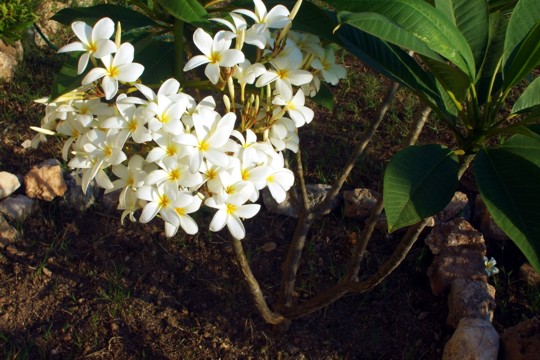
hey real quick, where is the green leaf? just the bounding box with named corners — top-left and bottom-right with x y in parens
top-left (335, 0), bottom-right (476, 77)
top-left (156, 0), bottom-right (207, 23)
top-left (335, 23), bottom-right (447, 118)
top-left (474, 142), bottom-right (540, 272)
top-left (49, 53), bottom-right (85, 102)
top-left (52, 4), bottom-right (158, 30)
top-left (503, 21), bottom-right (540, 92)
top-left (435, 0), bottom-right (489, 68)
top-left (383, 144), bottom-right (459, 232)
top-left (311, 83), bottom-right (333, 112)
top-left (421, 55), bottom-right (471, 103)
top-left (134, 39), bottom-right (175, 85)
top-left (503, 0), bottom-right (540, 66)
top-left (475, 12), bottom-right (507, 106)
top-left (512, 77), bottom-right (540, 114)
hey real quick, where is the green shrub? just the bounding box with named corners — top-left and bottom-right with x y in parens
top-left (0, 0), bottom-right (40, 45)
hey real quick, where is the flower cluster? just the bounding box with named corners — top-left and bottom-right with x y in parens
top-left (33, 0), bottom-right (346, 240)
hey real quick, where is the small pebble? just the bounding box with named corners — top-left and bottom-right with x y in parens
top-left (418, 311), bottom-right (429, 320)
top-left (262, 242), bottom-right (277, 252)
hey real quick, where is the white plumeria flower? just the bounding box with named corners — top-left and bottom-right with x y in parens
top-left (101, 99), bottom-right (153, 143)
top-left (311, 48), bottom-right (347, 85)
top-left (483, 256), bottom-right (499, 277)
top-left (146, 130), bottom-right (191, 163)
top-left (146, 93), bottom-right (188, 135)
top-left (272, 81), bottom-right (314, 127)
top-left (265, 151), bottom-right (294, 203)
top-left (137, 182), bottom-right (181, 228)
top-left (206, 193), bottom-right (261, 240)
top-left (164, 192), bottom-right (202, 237)
top-left (234, 60), bottom-right (266, 86)
top-left (256, 47), bottom-right (313, 88)
top-left (108, 154), bottom-right (147, 212)
top-left (183, 29), bottom-right (245, 84)
top-left (234, 0), bottom-right (291, 31)
top-left (58, 17), bottom-right (117, 74)
top-left (269, 116), bottom-right (299, 152)
top-left (145, 156), bottom-right (203, 189)
top-left (175, 109), bottom-right (238, 172)
top-left (76, 128), bottom-right (127, 192)
top-left (82, 42), bottom-right (144, 100)
top-left (210, 13), bottom-right (248, 48)
top-left (231, 129), bottom-right (272, 166)
top-left (56, 112), bottom-right (92, 160)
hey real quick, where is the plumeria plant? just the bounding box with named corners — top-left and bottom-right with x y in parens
top-left (32, 0), bottom-right (540, 328)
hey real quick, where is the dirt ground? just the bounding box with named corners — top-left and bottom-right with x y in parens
top-left (1, 47), bottom-right (538, 360)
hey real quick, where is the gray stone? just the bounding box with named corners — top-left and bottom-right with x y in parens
top-left (0, 195), bottom-right (38, 221)
top-left (33, 2), bottom-right (69, 48)
top-left (62, 171), bottom-right (96, 212)
top-left (436, 191), bottom-right (469, 223)
top-left (0, 39), bottom-right (23, 82)
top-left (343, 188), bottom-right (380, 219)
top-left (447, 279), bottom-right (496, 328)
top-left (443, 318), bottom-right (499, 360)
top-left (0, 171), bottom-right (21, 199)
top-left (520, 263), bottom-right (540, 288)
top-left (0, 214), bottom-right (20, 248)
top-left (501, 316), bottom-right (540, 360)
top-left (473, 195), bottom-right (509, 241)
top-left (24, 163), bottom-right (67, 201)
top-left (263, 184), bottom-right (340, 217)
top-left (426, 218), bottom-right (487, 295)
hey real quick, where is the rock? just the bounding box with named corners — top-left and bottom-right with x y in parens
top-left (263, 184), bottom-right (340, 217)
top-left (0, 195), bottom-right (38, 221)
top-left (501, 316), bottom-right (540, 360)
top-left (0, 215), bottom-right (20, 248)
top-left (443, 318), bottom-right (499, 360)
top-left (473, 195), bottom-right (509, 241)
top-left (519, 263), bottom-right (540, 288)
top-left (262, 242), bottom-right (277, 252)
top-left (343, 188), bottom-right (380, 219)
top-left (0, 39), bottom-right (23, 82)
top-left (24, 163), bottom-right (67, 201)
top-left (426, 218), bottom-right (487, 295)
top-left (447, 279), bottom-right (496, 328)
top-left (33, 2), bottom-right (69, 48)
top-left (0, 171), bottom-right (21, 199)
top-left (62, 171), bottom-right (96, 212)
top-left (436, 191), bottom-right (469, 223)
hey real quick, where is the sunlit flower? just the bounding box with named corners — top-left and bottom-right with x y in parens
top-left (256, 47), bottom-right (313, 88)
top-left (137, 182), bottom-right (181, 227)
top-left (234, 0), bottom-right (290, 31)
top-left (311, 48), bottom-right (347, 85)
top-left (272, 81), bottom-right (314, 127)
top-left (206, 193), bottom-right (261, 240)
top-left (82, 42), bottom-right (144, 100)
top-left (183, 29), bottom-right (245, 84)
top-left (58, 17), bottom-right (117, 74)
top-left (164, 192), bottom-right (202, 236)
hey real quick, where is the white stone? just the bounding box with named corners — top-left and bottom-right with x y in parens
top-left (343, 188), bottom-right (380, 219)
top-left (0, 195), bottom-right (38, 221)
top-left (443, 318), bottom-right (499, 360)
top-left (0, 171), bottom-right (21, 199)
top-left (24, 163), bottom-right (67, 201)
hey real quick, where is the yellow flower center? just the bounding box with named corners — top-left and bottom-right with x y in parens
top-left (226, 203), bottom-right (237, 214)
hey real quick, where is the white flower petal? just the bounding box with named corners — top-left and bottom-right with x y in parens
top-left (209, 209), bottom-right (227, 232)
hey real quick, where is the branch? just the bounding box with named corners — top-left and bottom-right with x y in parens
top-left (312, 81), bottom-right (400, 218)
top-left (230, 238), bottom-right (289, 325)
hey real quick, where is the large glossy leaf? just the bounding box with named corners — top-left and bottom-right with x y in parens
top-left (335, 23), bottom-right (446, 117)
top-left (474, 139), bottom-right (540, 272)
top-left (156, 0), bottom-right (207, 23)
top-left (383, 144), bottom-right (459, 232)
top-left (421, 55), bottom-right (471, 103)
top-left (435, 0), bottom-right (489, 68)
top-left (334, 0), bottom-right (476, 77)
top-left (475, 12), bottom-right (507, 106)
top-left (52, 4), bottom-right (158, 30)
top-left (134, 40), bottom-right (175, 85)
top-left (503, 0), bottom-right (540, 66)
top-left (502, 22), bottom-right (540, 92)
top-left (49, 53), bottom-right (85, 102)
top-left (512, 77), bottom-right (540, 114)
